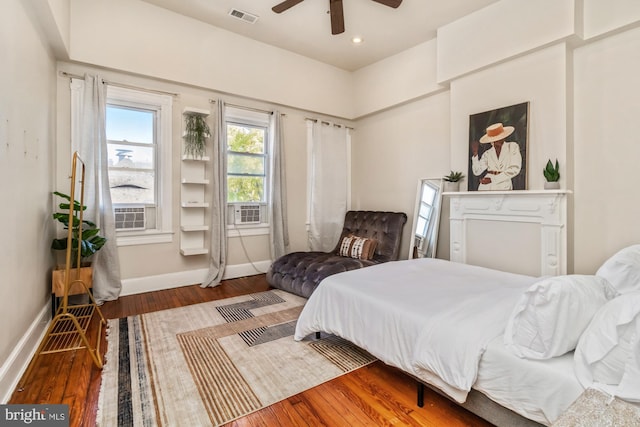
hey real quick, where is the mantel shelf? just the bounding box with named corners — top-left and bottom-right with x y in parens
top-left (443, 189), bottom-right (572, 196)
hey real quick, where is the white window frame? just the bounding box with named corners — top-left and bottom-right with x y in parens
top-left (225, 107), bottom-right (271, 234)
top-left (71, 80), bottom-right (173, 246)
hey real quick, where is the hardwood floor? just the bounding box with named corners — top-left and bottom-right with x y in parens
top-left (10, 275), bottom-right (492, 426)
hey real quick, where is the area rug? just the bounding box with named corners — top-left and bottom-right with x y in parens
top-left (97, 289), bottom-right (375, 426)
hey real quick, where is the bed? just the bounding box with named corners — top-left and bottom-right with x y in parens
top-left (294, 247), bottom-right (640, 426)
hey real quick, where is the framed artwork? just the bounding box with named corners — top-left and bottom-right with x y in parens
top-left (467, 102), bottom-right (529, 191)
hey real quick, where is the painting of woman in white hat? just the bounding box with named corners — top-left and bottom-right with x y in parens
top-left (470, 122), bottom-right (523, 191)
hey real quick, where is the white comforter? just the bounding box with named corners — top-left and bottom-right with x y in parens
top-left (294, 258), bottom-right (538, 402)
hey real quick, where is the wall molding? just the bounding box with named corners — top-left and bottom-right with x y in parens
top-left (120, 260), bottom-right (272, 296)
top-left (0, 304), bottom-right (50, 403)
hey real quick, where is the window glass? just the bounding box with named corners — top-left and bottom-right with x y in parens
top-left (106, 106), bottom-right (157, 206)
top-left (226, 121), bottom-right (268, 204)
top-left (106, 106), bottom-right (153, 144)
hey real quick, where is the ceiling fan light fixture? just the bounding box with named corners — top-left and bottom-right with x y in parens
top-left (272, 0), bottom-right (402, 35)
top-left (351, 36), bottom-right (364, 44)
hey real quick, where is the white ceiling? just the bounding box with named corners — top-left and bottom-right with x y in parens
top-left (140, 0), bottom-right (499, 71)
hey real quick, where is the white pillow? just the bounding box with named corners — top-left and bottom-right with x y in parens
top-left (596, 244), bottom-right (640, 294)
top-left (504, 275), bottom-right (618, 359)
top-left (574, 291), bottom-right (640, 402)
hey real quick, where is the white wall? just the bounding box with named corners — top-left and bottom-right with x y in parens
top-left (69, 0), bottom-right (354, 119)
top-left (352, 39), bottom-right (444, 118)
top-left (449, 43), bottom-right (568, 191)
top-left (0, 0), bottom-right (56, 401)
top-left (573, 26), bottom-right (640, 272)
top-left (352, 92), bottom-right (451, 259)
top-left (436, 0), bottom-right (576, 83)
top-left (56, 61), bottom-right (325, 291)
top-left (582, 0), bottom-right (640, 38)
top-left (352, 0), bottom-right (640, 274)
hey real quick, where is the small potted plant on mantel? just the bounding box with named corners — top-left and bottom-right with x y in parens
top-left (543, 159), bottom-right (560, 189)
top-left (443, 171), bottom-right (465, 192)
top-left (51, 191), bottom-right (107, 298)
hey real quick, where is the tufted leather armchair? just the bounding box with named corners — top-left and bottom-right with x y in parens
top-left (266, 211), bottom-right (407, 298)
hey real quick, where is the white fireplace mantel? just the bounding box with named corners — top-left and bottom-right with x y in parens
top-left (446, 190), bottom-right (570, 276)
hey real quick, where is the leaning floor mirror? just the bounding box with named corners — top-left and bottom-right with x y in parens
top-left (409, 178), bottom-right (443, 259)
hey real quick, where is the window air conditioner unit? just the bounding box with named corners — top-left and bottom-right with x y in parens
top-left (114, 205), bottom-right (146, 230)
top-left (234, 204), bottom-right (261, 225)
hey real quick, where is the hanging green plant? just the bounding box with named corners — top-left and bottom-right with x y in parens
top-left (184, 113), bottom-right (210, 159)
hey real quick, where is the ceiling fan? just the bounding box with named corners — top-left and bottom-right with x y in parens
top-left (272, 0), bottom-right (403, 35)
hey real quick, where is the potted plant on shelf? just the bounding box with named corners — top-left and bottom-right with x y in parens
top-left (183, 113), bottom-right (210, 159)
top-left (543, 159), bottom-right (560, 189)
top-left (51, 191), bottom-right (107, 298)
top-left (443, 171), bottom-right (465, 192)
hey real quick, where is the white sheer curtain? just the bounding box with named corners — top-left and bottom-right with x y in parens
top-left (72, 74), bottom-right (122, 303)
top-left (202, 100), bottom-right (228, 287)
top-left (269, 111), bottom-right (289, 259)
top-left (307, 120), bottom-right (350, 251)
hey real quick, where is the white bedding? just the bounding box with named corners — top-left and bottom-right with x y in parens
top-left (475, 335), bottom-right (584, 425)
top-left (294, 258), bottom-right (538, 403)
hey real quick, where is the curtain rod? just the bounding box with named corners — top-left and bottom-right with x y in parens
top-left (305, 117), bottom-right (354, 130)
top-left (59, 71), bottom-right (179, 97)
top-left (210, 99), bottom-right (275, 115)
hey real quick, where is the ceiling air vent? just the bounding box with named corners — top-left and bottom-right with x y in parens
top-left (228, 9), bottom-right (259, 24)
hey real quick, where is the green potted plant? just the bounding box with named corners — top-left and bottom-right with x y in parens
top-left (183, 113), bottom-right (210, 159)
top-left (51, 191), bottom-right (107, 297)
top-left (543, 159), bottom-right (560, 189)
top-left (443, 171), bottom-right (465, 192)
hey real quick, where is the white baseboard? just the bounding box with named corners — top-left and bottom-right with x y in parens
top-left (0, 303), bottom-right (50, 403)
top-left (120, 260), bottom-right (272, 296)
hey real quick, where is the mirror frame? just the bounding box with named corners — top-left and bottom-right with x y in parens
top-left (408, 178), bottom-right (444, 259)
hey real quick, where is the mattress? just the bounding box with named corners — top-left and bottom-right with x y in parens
top-left (474, 335), bottom-right (584, 426)
top-left (295, 258), bottom-right (538, 403)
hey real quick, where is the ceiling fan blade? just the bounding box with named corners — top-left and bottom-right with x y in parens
top-left (330, 0), bottom-right (345, 35)
top-left (371, 0), bottom-right (402, 8)
top-left (272, 0), bottom-right (304, 14)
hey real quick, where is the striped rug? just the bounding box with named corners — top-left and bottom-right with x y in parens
top-left (97, 290), bottom-right (375, 426)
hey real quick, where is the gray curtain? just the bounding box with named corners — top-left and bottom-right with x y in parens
top-left (269, 111), bottom-right (289, 259)
top-left (79, 74), bottom-right (122, 303)
top-left (202, 100), bottom-right (228, 287)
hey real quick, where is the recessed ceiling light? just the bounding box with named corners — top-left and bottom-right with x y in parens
top-left (351, 36), bottom-right (364, 44)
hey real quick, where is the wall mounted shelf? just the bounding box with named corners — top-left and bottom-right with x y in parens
top-left (180, 107), bottom-right (211, 256)
top-left (181, 178), bottom-right (210, 185)
top-left (180, 248), bottom-right (209, 256)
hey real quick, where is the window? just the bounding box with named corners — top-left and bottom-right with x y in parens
top-left (106, 105), bottom-right (156, 206)
top-left (225, 107), bottom-right (270, 227)
top-left (105, 86), bottom-right (173, 245)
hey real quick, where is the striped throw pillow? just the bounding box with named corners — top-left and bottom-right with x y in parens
top-left (338, 235), bottom-right (378, 260)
